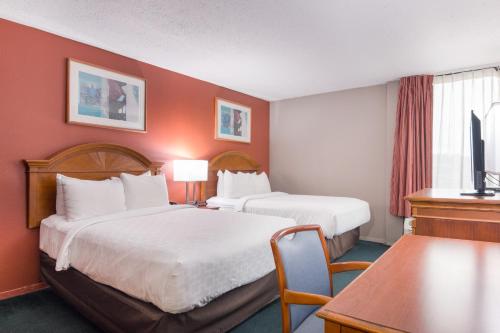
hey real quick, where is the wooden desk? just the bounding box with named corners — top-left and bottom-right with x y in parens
top-left (317, 235), bottom-right (500, 333)
top-left (406, 188), bottom-right (500, 242)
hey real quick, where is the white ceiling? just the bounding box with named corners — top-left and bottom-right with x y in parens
top-left (2, 1), bottom-right (500, 101)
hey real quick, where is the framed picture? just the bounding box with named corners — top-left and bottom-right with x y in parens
top-left (214, 98), bottom-right (251, 143)
top-left (67, 59), bottom-right (146, 132)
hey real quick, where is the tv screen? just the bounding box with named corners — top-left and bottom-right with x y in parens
top-left (470, 111), bottom-right (484, 191)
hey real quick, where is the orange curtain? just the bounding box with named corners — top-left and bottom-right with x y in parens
top-left (390, 75), bottom-right (433, 217)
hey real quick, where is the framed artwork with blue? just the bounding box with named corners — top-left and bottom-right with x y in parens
top-left (214, 98), bottom-right (251, 143)
top-left (67, 59), bottom-right (146, 132)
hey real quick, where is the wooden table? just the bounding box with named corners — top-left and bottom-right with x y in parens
top-left (406, 188), bottom-right (500, 242)
top-left (316, 235), bottom-right (500, 333)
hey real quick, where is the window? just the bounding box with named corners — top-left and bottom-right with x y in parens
top-left (432, 68), bottom-right (500, 189)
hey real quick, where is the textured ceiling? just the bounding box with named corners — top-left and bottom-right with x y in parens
top-left (1, 0), bottom-right (500, 101)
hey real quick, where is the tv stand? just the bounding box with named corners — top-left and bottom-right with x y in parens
top-left (460, 190), bottom-right (495, 196)
top-left (406, 188), bottom-right (500, 242)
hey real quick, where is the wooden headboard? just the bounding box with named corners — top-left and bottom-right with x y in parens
top-left (25, 143), bottom-right (163, 229)
top-left (200, 151), bottom-right (261, 202)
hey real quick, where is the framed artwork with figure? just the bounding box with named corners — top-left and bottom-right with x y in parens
top-left (67, 59), bottom-right (146, 132)
top-left (214, 98), bottom-right (251, 143)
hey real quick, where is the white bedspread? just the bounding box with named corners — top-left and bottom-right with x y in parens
top-left (207, 193), bottom-right (370, 238)
top-left (40, 205), bottom-right (295, 313)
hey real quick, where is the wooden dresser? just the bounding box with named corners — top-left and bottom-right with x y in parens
top-left (405, 188), bottom-right (500, 242)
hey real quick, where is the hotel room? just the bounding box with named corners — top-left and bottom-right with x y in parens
top-left (1, 1), bottom-right (500, 332)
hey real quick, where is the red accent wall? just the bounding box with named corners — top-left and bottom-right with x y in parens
top-left (0, 19), bottom-right (269, 293)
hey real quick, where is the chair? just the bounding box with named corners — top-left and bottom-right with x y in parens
top-left (270, 225), bottom-right (371, 333)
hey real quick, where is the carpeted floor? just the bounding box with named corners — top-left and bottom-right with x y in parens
top-left (0, 240), bottom-right (389, 333)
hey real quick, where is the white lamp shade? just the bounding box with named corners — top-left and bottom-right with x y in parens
top-left (173, 160), bottom-right (208, 182)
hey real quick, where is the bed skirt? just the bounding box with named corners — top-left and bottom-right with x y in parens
top-left (40, 252), bottom-right (278, 333)
top-left (327, 227), bottom-right (360, 260)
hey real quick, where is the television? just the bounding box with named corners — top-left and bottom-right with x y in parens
top-left (461, 111), bottom-right (495, 196)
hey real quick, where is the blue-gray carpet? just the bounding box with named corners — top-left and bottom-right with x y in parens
top-left (0, 240), bottom-right (388, 333)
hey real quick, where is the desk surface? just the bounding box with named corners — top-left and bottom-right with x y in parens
top-left (405, 187), bottom-right (500, 204)
top-left (317, 235), bottom-right (500, 333)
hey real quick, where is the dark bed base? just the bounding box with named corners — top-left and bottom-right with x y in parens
top-left (40, 253), bottom-right (278, 333)
top-left (327, 227), bottom-right (360, 260)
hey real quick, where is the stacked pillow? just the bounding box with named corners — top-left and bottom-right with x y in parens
top-left (56, 171), bottom-right (169, 222)
top-left (120, 173), bottom-right (169, 210)
top-left (217, 170), bottom-right (271, 198)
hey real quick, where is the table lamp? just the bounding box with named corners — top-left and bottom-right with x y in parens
top-left (173, 160), bottom-right (208, 205)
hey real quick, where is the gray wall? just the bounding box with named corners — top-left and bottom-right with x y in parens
top-left (270, 82), bottom-right (402, 244)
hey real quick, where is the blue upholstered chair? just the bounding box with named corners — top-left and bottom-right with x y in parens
top-left (270, 225), bottom-right (371, 333)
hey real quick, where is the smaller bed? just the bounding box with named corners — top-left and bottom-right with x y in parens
top-left (201, 151), bottom-right (371, 259)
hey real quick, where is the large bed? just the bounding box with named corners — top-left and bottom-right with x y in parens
top-left (26, 143), bottom-right (295, 333)
top-left (201, 151), bottom-right (371, 259)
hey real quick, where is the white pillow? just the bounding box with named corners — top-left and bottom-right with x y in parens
top-left (222, 171), bottom-right (272, 198)
top-left (120, 173), bottom-right (169, 210)
top-left (216, 170), bottom-right (225, 197)
top-left (110, 171), bottom-right (151, 182)
top-left (223, 171), bottom-right (255, 198)
top-left (56, 174), bottom-right (65, 216)
top-left (60, 175), bottom-right (126, 221)
top-left (254, 172), bottom-right (272, 194)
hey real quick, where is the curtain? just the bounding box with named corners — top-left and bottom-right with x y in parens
top-left (390, 75), bottom-right (433, 217)
top-left (433, 69), bottom-right (500, 189)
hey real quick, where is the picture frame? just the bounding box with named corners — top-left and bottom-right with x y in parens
top-left (214, 98), bottom-right (251, 143)
top-left (67, 59), bottom-right (147, 132)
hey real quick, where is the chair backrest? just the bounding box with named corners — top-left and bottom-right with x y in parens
top-left (270, 225), bottom-right (332, 333)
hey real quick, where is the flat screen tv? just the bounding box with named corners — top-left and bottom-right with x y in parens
top-left (461, 111), bottom-right (495, 196)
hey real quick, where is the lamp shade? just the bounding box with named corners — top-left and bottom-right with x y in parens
top-left (173, 160), bottom-right (208, 182)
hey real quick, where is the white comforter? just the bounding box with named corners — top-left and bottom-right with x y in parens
top-left (207, 193), bottom-right (370, 238)
top-left (41, 205), bottom-right (296, 313)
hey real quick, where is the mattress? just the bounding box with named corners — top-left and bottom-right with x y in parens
top-left (39, 205), bottom-right (296, 314)
top-left (206, 193), bottom-right (370, 238)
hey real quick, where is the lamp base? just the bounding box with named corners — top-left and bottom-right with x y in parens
top-left (185, 182), bottom-right (205, 206)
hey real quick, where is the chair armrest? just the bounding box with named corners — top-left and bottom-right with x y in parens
top-left (329, 261), bottom-right (371, 273)
top-left (283, 289), bottom-right (333, 306)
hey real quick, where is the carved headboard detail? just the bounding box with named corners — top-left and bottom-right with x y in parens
top-left (200, 151), bottom-right (261, 202)
top-left (25, 143), bottom-right (163, 229)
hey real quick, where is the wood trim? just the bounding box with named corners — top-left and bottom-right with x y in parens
top-left (25, 143), bottom-right (164, 229)
top-left (329, 262), bottom-right (371, 273)
top-left (0, 282), bottom-right (48, 301)
top-left (283, 289), bottom-right (333, 305)
top-left (411, 201), bottom-right (500, 213)
top-left (413, 214), bottom-right (500, 224)
top-left (200, 151), bottom-right (261, 202)
top-left (66, 58), bottom-right (147, 133)
top-left (316, 310), bottom-right (405, 333)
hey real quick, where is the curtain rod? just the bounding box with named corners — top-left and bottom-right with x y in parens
top-left (436, 66), bottom-right (500, 77)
